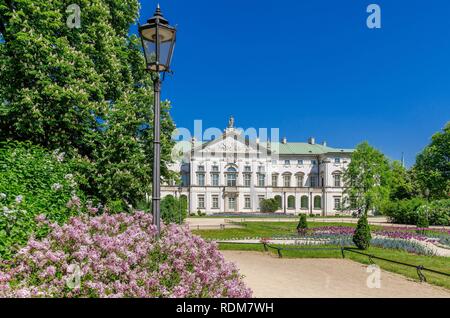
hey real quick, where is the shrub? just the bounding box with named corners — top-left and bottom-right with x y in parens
top-left (160, 195), bottom-right (187, 224)
top-left (260, 198), bottom-right (279, 213)
top-left (0, 141), bottom-right (84, 259)
top-left (383, 198), bottom-right (449, 226)
top-left (417, 200), bottom-right (450, 226)
top-left (352, 215), bottom-right (372, 250)
top-left (382, 198), bottom-right (426, 224)
top-left (297, 214), bottom-right (308, 235)
top-left (416, 211), bottom-right (430, 230)
top-left (0, 212), bottom-right (252, 298)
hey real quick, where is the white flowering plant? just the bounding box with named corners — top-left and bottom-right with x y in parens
top-left (0, 141), bottom-right (84, 259)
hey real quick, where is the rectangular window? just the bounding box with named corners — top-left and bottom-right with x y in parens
top-left (310, 175), bottom-right (317, 188)
top-left (283, 175), bottom-right (291, 187)
top-left (284, 160), bottom-right (290, 165)
top-left (228, 197), bottom-right (237, 210)
top-left (258, 174), bottom-right (265, 187)
top-left (244, 174), bottom-right (251, 187)
top-left (296, 175), bottom-right (303, 187)
top-left (244, 196), bottom-right (251, 209)
top-left (335, 157), bottom-right (341, 164)
top-left (258, 166), bottom-right (265, 173)
top-left (244, 166), bottom-right (251, 172)
top-left (311, 160), bottom-right (317, 165)
top-left (272, 174), bottom-right (278, 187)
top-left (197, 165), bottom-right (205, 172)
top-left (212, 195), bottom-right (219, 209)
top-left (197, 174), bottom-right (205, 186)
top-left (334, 174), bottom-right (341, 187)
top-left (198, 195), bottom-right (205, 209)
top-left (212, 174), bottom-right (219, 186)
top-left (298, 159), bottom-right (303, 165)
top-left (227, 173), bottom-right (237, 187)
top-left (334, 197), bottom-right (341, 210)
top-left (212, 166), bottom-right (219, 172)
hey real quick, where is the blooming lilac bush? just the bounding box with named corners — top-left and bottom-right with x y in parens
top-left (0, 212), bottom-right (252, 298)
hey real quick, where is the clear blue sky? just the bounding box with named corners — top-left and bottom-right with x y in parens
top-left (132, 0), bottom-right (450, 167)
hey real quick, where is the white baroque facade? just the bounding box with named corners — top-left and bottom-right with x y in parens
top-left (162, 120), bottom-right (354, 216)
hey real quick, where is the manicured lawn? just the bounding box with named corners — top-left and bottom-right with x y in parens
top-left (218, 243), bottom-right (450, 290)
top-left (193, 221), bottom-right (382, 240)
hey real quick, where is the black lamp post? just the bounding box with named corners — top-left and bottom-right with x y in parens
top-left (138, 5), bottom-right (176, 236)
top-left (178, 185), bottom-right (183, 225)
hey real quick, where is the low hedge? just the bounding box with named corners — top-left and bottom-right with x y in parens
top-left (383, 198), bottom-right (450, 226)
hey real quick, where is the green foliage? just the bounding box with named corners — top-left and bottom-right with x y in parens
top-left (0, 141), bottom-right (83, 258)
top-left (260, 198), bottom-right (280, 213)
top-left (416, 211), bottom-right (430, 229)
top-left (0, 0), bottom-right (176, 206)
top-left (343, 142), bottom-right (391, 215)
top-left (160, 195), bottom-right (187, 224)
top-left (382, 198), bottom-right (426, 225)
top-left (414, 122), bottom-right (450, 199)
top-left (389, 161), bottom-right (417, 201)
top-left (352, 215), bottom-right (372, 250)
top-left (416, 200), bottom-right (450, 226)
top-left (296, 214), bottom-right (308, 235)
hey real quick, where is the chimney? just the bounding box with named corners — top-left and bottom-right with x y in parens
top-left (322, 141), bottom-right (327, 147)
top-left (282, 137), bottom-right (287, 144)
top-left (308, 137), bottom-right (315, 145)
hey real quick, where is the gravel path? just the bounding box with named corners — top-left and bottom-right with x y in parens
top-left (222, 251), bottom-right (450, 298)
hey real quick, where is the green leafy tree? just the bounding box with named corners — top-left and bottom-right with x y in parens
top-left (352, 215), bottom-right (372, 250)
top-left (343, 142), bottom-right (391, 215)
top-left (260, 198), bottom-right (279, 213)
top-left (0, 0), bottom-right (176, 206)
top-left (388, 161), bottom-right (417, 201)
top-left (160, 195), bottom-right (187, 224)
top-left (414, 122), bottom-right (450, 199)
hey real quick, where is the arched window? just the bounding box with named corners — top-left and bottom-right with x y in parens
top-left (288, 195), bottom-right (295, 209)
top-left (226, 167), bottom-right (237, 186)
top-left (314, 195), bottom-right (322, 209)
top-left (274, 195), bottom-right (282, 209)
top-left (301, 195), bottom-right (308, 209)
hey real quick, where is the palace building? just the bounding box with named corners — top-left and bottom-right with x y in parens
top-left (161, 118), bottom-right (354, 216)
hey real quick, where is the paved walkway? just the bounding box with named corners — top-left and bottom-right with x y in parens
top-left (222, 251), bottom-right (450, 298)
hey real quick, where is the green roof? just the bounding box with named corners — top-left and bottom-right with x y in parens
top-left (271, 142), bottom-right (354, 155)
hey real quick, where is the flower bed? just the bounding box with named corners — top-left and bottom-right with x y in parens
top-left (0, 212), bottom-right (252, 298)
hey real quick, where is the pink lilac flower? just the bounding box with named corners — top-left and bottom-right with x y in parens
top-left (0, 212), bottom-right (252, 298)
